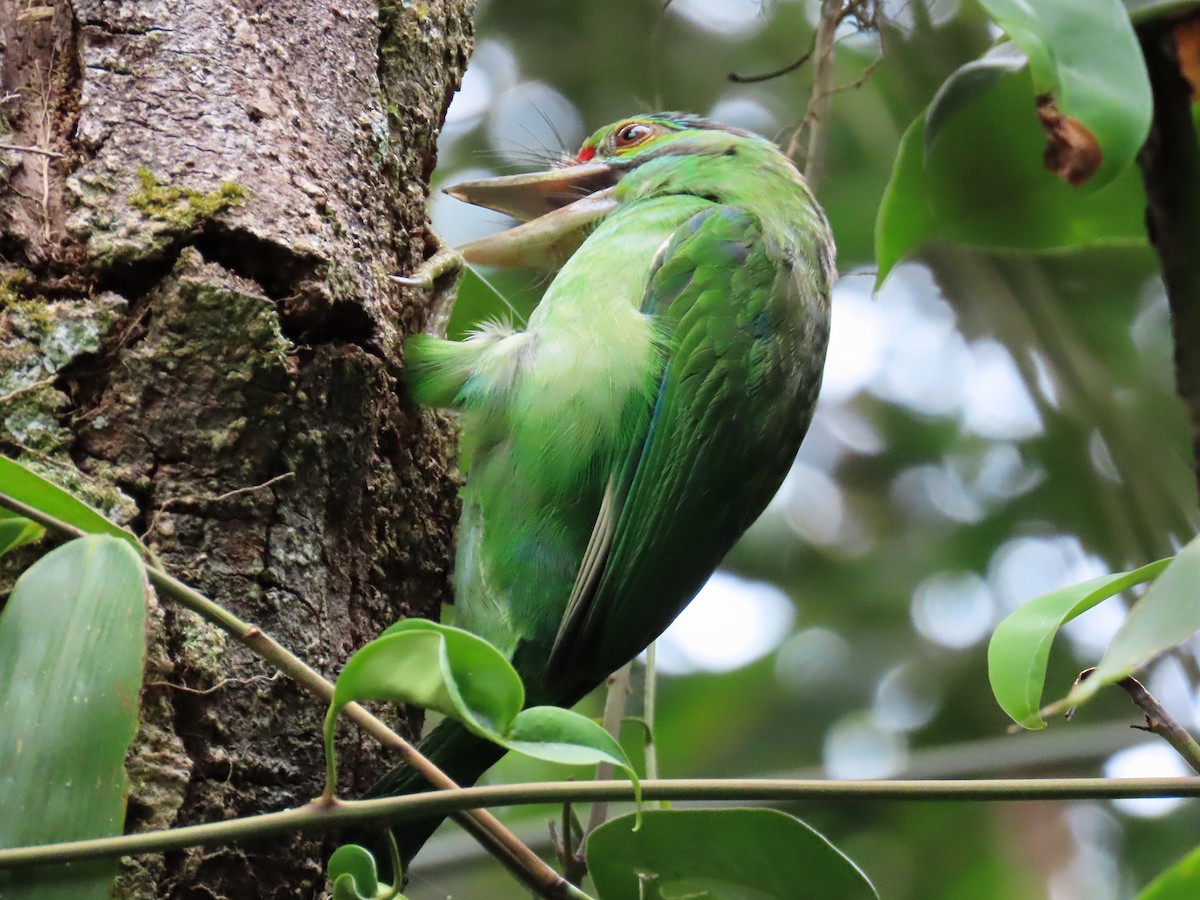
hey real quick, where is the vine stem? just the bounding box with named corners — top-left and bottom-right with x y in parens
top-left (0, 490), bottom-right (576, 900)
top-left (3, 776), bottom-right (1200, 871)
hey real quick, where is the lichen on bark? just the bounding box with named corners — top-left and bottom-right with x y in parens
top-left (0, 0), bottom-right (475, 896)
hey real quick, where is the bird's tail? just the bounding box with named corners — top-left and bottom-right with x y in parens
top-left (356, 718), bottom-right (508, 873)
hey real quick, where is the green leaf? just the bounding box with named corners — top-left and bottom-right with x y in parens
top-left (1138, 844), bottom-right (1200, 899)
top-left (988, 558), bottom-right (1169, 729)
top-left (328, 844), bottom-right (406, 900)
top-left (976, 0), bottom-right (1151, 185)
top-left (0, 456), bottom-right (144, 553)
top-left (0, 510), bottom-right (44, 557)
top-left (325, 619), bottom-right (638, 798)
top-left (0, 535), bottom-right (150, 900)
top-left (876, 69), bottom-right (1146, 286)
top-left (1061, 537), bottom-right (1200, 713)
top-left (1125, 0), bottom-right (1200, 23)
top-left (507, 705), bottom-right (635, 770)
top-left (924, 43), bottom-right (1028, 154)
top-left (362, 619), bottom-right (524, 737)
top-left (587, 809), bottom-right (878, 900)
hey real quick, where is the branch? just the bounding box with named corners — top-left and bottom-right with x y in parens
top-left (0, 490), bottom-right (572, 900)
top-left (797, 0), bottom-right (843, 186)
top-left (1118, 675), bottom-right (1200, 774)
top-left (4, 777), bottom-right (1200, 871)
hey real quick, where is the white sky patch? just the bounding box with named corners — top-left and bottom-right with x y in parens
top-left (823, 712), bottom-right (908, 779)
top-left (960, 339), bottom-right (1044, 440)
top-left (868, 268), bottom-right (971, 417)
top-left (430, 167), bottom-right (514, 248)
top-left (775, 627), bottom-right (851, 694)
top-left (988, 535), bottom-right (1109, 614)
top-left (1105, 744), bottom-right (1192, 817)
top-left (872, 662), bottom-right (941, 733)
top-left (707, 93), bottom-right (780, 138)
top-left (486, 81), bottom-right (584, 168)
top-left (819, 278), bottom-right (887, 406)
top-left (668, 0), bottom-right (768, 37)
top-left (910, 571), bottom-right (995, 649)
top-left (782, 462), bottom-right (845, 548)
top-left (654, 572), bottom-right (795, 675)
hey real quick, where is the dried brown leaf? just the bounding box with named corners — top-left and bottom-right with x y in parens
top-left (1036, 94), bottom-right (1102, 187)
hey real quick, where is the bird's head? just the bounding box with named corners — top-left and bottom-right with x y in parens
top-left (445, 113), bottom-right (795, 268)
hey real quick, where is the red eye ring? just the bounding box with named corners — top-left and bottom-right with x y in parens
top-left (615, 123), bottom-right (652, 147)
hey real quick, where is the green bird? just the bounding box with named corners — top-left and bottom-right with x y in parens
top-left (371, 112), bottom-right (834, 864)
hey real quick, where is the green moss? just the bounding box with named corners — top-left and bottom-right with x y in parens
top-left (0, 268), bottom-right (31, 309)
top-left (129, 168), bottom-right (250, 228)
top-left (6, 298), bottom-right (53, 335)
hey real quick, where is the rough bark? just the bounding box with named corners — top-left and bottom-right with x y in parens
top-left (0, 1), bottom-right (472, 896)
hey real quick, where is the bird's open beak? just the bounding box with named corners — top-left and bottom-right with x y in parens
top-left (443, 161), bottom-right (623, 269)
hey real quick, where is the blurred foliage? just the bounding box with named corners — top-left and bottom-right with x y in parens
top-left (414, 0), bottom-right (1200, 897)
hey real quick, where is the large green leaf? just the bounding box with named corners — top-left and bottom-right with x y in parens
top-left (587, 809), bottom-right (878, 900)
top-left (1061, 537), bottom-right (1200, 713)
top-left (0, 535), bottom-right (150, 899)
top-left (977, 0), bottom-right (1151, 186)
top-left (325, 619), bottom-right (637, 792)
top-left (0, 456), bottom-right (144, 553)
top-left (1138, 844), bottom-right (1200, 899)
top-left (876, 69), bottom-right (1147, 285)
top-left (988, 558), bottom-right (1170, 729)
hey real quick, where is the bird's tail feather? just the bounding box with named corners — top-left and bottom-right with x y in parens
top-left (356, 718), bottom-right (508, 874)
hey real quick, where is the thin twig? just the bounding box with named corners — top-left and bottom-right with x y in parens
top-left (0, 377), bottom-right (57, 405)
top-left (642, 642), bottom-right (667, 810)
top-left (0, 141), bottom-right (63, 158)
top-left (4, 776), bottom-right (1200, 871)
top-left (146, 671), bottom-right (283, 697)
top-left (729, 43), bottom-right (815, 84)
top-left (0, 490), bottom-right (574, 900)
top-left (1118, 675), bottom-right (1200, 774)
top-left (795, 0), bottom-right (843, 184)
top-left (585, 663), bottom-right (632, 837)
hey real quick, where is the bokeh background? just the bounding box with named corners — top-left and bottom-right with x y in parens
top-left (411, 1), bottom-right (1200, 896)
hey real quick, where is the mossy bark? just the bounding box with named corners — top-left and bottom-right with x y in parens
top-left (0, 1), bottom-right (472, 896)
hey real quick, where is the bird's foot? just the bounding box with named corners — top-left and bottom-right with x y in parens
top-left (391, 243), bottom-right (464, 289)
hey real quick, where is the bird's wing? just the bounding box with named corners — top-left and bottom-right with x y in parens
top-left (543, 205), bottom-right (828, 688)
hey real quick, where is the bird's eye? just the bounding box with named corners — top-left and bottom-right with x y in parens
top-left (614, 123), bottom-right (653, 147)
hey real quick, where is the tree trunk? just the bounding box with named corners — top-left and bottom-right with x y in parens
top-left (0, 1), bottom-right (472, 896)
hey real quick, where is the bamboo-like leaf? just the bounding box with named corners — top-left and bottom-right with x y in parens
top-left (1059, 538), bottom-right (1200, 714)
top-left (0, 456), bottom-right (144, 552)
top-left (0, 510), bottom-right (44, 557)
top-left (0, 535), bottom-right (150, 899)
top-left (988, 558), bottom-right (1169, 729)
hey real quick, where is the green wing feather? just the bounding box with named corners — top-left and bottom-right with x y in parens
top-left (543, 205), bottom-right (828, 688)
